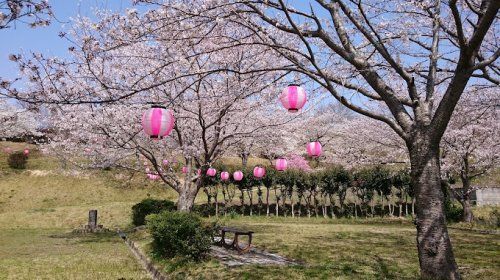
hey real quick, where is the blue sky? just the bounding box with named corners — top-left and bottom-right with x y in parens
top-left (0, 0), bottom-right (135, 81)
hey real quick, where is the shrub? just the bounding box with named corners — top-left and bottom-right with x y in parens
top-left (131, 199), bottom-right (176, 226)
top-left (8, 151), bottom-right (28, 169)
top-left (444, 200), bottom-right (463, 223)
top-left (147, 211), bottom-right (215, 261)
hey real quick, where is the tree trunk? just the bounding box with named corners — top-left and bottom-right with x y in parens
top-left (380, 193), bottom-right (385, 217)
top-left (329, 195), bottom-right (336, 219)
top-left (248, 189), bottom-right (253, 216)
top-left (399, 201), bottom-right (403, 217)
top-left (409, 138), bottom-right (460, 279)
top-left (405, 192), bottom-right (409, 216)
top-left (215, 190), bottom-right (219, 217)
top-left (241, 152), bottom-right (249, 167)
top-left (354, 201), bottom-right (358, 218)
top-left (177, 183), bottom-right (198, 212)
top-left (412, 197), bottom-right (415, 216)
top-left (266, 187), bottom-right (270, 217)
top-left (240, 190), bottom-right (245, 215)
top-left (298, 196), bottom-right (302, 217)
top-left (460, 172), bottom-right (474, 223)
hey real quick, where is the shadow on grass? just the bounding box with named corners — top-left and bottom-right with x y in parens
top-left (48, 231), bottom-right (119, 244)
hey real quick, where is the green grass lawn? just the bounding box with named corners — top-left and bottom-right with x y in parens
top-left (0, 229), bottom-right (149, 280)
top-left (0, 141), bottom-right (499, 279)
top-left (129, 216), bottom-right (500, 280)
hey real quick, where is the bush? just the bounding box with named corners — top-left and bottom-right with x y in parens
top-left (147, 211), bottom-right (215, 261)
top-left (8, 151), bottom-right (28, 169)
top-left (444, 200), bottom-right (463, 223)
top-left (131, 199), bottom-right (176, 226)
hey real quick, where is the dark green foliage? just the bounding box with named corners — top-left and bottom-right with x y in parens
top-left (7, 151), bottom-right (28, 169)
top-left (444, 200), bottom-right (464, 223)
top-left (146, 211), bottom-right (215, 261)
top-left (131, 199), bottom-right (176, 226)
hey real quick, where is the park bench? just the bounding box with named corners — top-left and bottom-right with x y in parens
top-left (218, 227), bottom-right (254, 253)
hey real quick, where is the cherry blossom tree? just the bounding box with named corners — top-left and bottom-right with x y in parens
top-left (12, 8), bottom-right (294, 212)
top-left (0, 98), bottom-right (41, 139)
top-left (0, 0), bottom-right (51, 29)
top-left (2, 1), bottom-right (498, 277)
top-left (326, 117), bottom-right (408, 168)
top-left (138, 1), bottom-right (496, 277)
top-left (441, 87), bottom-right (499, 222)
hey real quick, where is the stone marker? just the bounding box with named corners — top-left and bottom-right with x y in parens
top-left (88, 209), bottom-right (98, 229)
top-left (73, 209), bottom-right (108, 234)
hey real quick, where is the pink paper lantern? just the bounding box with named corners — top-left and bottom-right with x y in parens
top-left (279, 84), bottom-right (307, 113)
top-left (220, 171), bottom-right (230, 181)
top-left (23, 149), bottom-right (30, 156)
top-left (306, 141), bottom-right (322, 157)
top-left (233, 171), bottom-right (244, 181)
top-left (182, 166), bottom-right (188, 174)
top-left (141, 106), bottom-right (175, 139)
top-left (253, 166), bottom-right (266, 179)
top-left (275, 158), bottom-right (287, 172)
top-left (207, 168), bottom-right (217, 177)
top-left (162, 159), bottom-right (169, 166)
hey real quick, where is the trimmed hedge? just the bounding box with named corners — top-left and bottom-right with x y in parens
top-left (147, 211), bottom-right (215, 261)
top-left (7, 151), bottom-right (28, 169)
top-left (131, 198), bottom-right (176, 226)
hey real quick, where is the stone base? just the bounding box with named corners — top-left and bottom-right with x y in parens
top-left (72, 224), bottom-right (110, 234)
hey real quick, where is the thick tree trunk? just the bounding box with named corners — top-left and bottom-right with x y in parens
top-left (460, 198), bottom-right (473, 223)
top-left (177, 183), bottom-right (198, 212)
top-left (409, 138), bottom-right (460, 279)
top-left (460, 173), bottom-right (474, 223)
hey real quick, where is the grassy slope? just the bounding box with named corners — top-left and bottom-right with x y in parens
top-left (0, 142), bottom-right (175, 279)
top-left (0, 142), bottom-right (499, 279)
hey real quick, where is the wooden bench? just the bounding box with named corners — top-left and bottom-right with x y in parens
top-left (218, 227), bottom-right (254, 253)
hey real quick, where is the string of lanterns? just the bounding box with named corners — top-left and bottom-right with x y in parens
top-left (140, 84), bottom-right (322, 180)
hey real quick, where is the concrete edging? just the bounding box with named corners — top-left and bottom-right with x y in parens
top-left (118, 230), bottom-right (168, 280)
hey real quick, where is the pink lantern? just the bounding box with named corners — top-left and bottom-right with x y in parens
top-left (141, 106), bottom-right (175, 139)
top-left (207, 168), bottom-right (217, 177)
top-left (220, 171), bottom-right (230, 181)
top-left (23, 149), bottom-right (30, 156)
top-left (253, 166), bottom-right (266, 179)
top-left (181, 166), bottom-right (188, 174)
top-left (233, 171), bottom-right (244, 181)
top-left (306, 141), bottom-right (322, 157)
top-left (279, 84), bottom-right (307, 113)
top-left (197, 169), bottom-right (202, 176)
top-left (162, 159), bottom-right (169, 166)
top-left (275, 158), bottom-right (287, 172)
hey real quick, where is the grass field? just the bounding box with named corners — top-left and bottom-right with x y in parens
top-left (129, 216), bottom-right (499, 280)
top-left (0, 141), bottom-right (499, 279)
